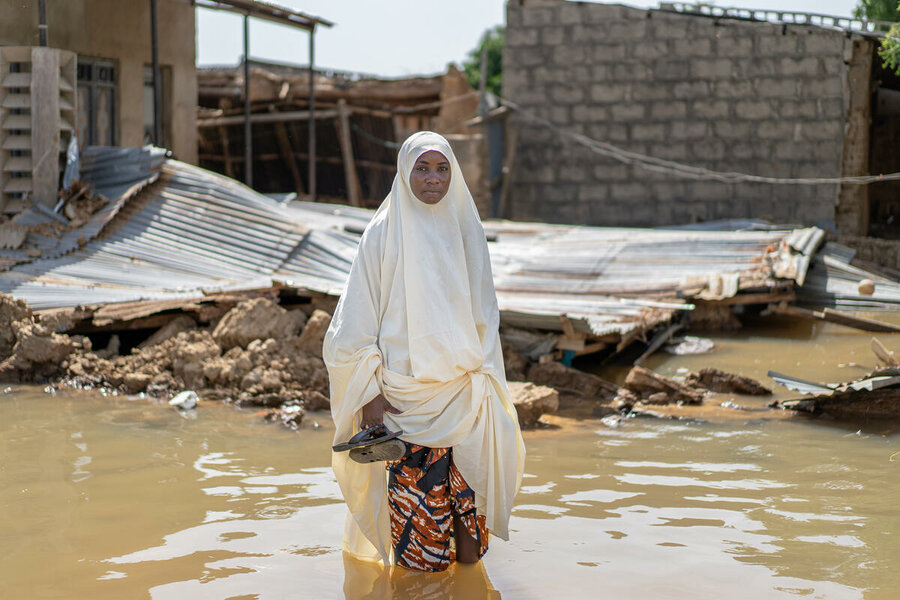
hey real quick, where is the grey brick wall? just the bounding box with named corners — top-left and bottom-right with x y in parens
top-left (503, 0), bottom-right (852, 227)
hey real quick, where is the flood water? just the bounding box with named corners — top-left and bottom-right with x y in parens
top-left (3, 316), bottom-right (900, 599)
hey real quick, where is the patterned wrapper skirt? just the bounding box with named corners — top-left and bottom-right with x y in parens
top-left (386, 442), bottom-right (490, 572)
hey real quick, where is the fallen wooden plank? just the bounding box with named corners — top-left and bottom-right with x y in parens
top-left (771, 303), bottom-right (900, 333)
top-left (872, 337), bottom-right (899, 367)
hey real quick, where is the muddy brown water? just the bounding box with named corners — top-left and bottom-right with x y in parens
top-left (3, 315), bottom-right (900, 599)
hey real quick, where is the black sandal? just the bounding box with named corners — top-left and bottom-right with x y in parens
top-left (332, 424), bottom-right (405, 463)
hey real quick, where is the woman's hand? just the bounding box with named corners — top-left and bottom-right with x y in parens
top-left (360, 394), bottom-right (401, 430)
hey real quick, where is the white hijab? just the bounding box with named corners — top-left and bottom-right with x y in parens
top-left (324, 131), bottom-right (525, 564)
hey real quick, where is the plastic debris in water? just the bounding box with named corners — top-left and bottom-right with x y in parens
top-left (169, 390), bottom-right (199, 410)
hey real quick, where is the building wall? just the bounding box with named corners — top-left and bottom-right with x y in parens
top-left (503, 0), bottom-right (858, 228)
top-left (1, 0), bottom-right (197, 163)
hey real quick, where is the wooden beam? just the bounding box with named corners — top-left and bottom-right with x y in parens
top-left (270, 106), bottom-right (305, 196)
top-left (218, 124), bottom-right (234, 179)
top-left (335, 99), bottom-right (362, 207)
top-left (198, 108), bottom-right (338, 128)
top-left (771, 302), bottom-right (900, 333)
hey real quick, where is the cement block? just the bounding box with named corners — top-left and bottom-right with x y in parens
top-left (585, 66), bottom-right (609, 82)
top-left (673, 38), bottom-right (712, 56)
top-left (612, 62), bottom-right (653, 81)
top-left (551, 86), bottom-right (585, 105)
top-left (632, 40), bottom-right (670, 59)
top-left (669, 121), bottom-right (709, 140)
top-left (757, 33), bottom-right (799, 55)
top-left (591, 44), bottom-right (627, 62)
top-left (631, 82), bottom-right (671, 101)
top-left (610, 182), bottom-right (648, 201)
top-left (590, 83), bottom-right (629, 103)
top-left (631, 123), bottom-right (665, 141)
top-left (653, 60), bottom-right (691, 81)
top-left (552, 44), bottom-right (587, 65)
top-left (651, 143), bottom-right (689, 160)
top-left (691, 58), bottom-right (735, 79)
top-left (541, 26), bottom-right (566, 46)
top-left (690, 139), bottom-right (727, 160)
top-left (713, 120), bottom-right (753, 139)
top-left (559, 3), bottom-right (584, 25)
top-left (778, 56), bottom-right (819, 76)
top-left (579, 183), bottom-right (611, 202)
top-left (611, 103), bottom-right (646, 121)
top-left (801, 32), bottom-right (844, 56)
top-left (735, 100), bottom-right (775, 120)
top-left (650, 18), bottom-right (688, 40)
top-left (755, 77), bottom-right (800, 98)
top-left (799, 120), bottom-right (843, 141)
top-left (592, 164), bottom-right (631, 181)
top-left (548, 105), bottom-right (571, 125)
top-left (804, 77), bottom-right (843, 98)
top-left (606, 124), bottom-right (631, 142)
top-left (716, 36), bottom-right (754, 57)
top-left (506, 27), bottom-right (539, 47)
top-left (756, 121), bottom-right (795, 140)
top-left (573, 105), bottom-right (610, 122)
top-left (673, 80), bottom-right (710, 99)
top-left (606, 20), bottom-right (647, 42)
top-left (734, 57), bottom-right (778, 77)
top-left (650, 101), bottom-right (687, 120)
top-left (712, 79), bottom-right (754, 99)
top-left (778, 99), bottom-right (817, 119)
top-left (522, 7), bottom-right (557, 27)
top-left (691, 99), bottom-right (730, 119)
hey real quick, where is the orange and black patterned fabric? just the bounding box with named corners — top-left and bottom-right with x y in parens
top-left (386, 442), bottom-right (489, 572)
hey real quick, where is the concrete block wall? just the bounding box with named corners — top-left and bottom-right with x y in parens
top-left (503, 0), bottom-right (853, 227)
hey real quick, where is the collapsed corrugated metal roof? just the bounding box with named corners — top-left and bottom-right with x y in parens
top-left (797, 242), bottom-right (900, 311)
top-left (1, 147), bottom-right (826, 347)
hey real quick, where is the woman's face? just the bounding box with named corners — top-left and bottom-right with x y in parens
top-left (409, 150), bottom-right (451, 205)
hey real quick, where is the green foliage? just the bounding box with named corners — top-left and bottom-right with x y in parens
top-left (857, 2), bottom-right (900, 75)
top-left (853, 0), bottom-right (900, 21)
top-left (881, 23), bottom-right (900, 75)
top-left (463, 26), bottom-right (504, 97)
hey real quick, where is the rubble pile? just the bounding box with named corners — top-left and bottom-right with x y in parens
top-left (1, 294), bottom-right (333, 425)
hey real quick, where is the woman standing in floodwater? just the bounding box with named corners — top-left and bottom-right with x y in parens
top-left (323, 131), bottom-right (525, 571)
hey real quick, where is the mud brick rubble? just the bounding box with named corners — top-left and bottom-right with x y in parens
top-left (1, 291), bottom-right (794, 430)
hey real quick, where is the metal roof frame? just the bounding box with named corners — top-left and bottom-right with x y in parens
top-left (193, 0), bottom-right (333, 31)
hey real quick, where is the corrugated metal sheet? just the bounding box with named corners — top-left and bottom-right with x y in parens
top-left (797, 242), bottom-right (900, 311)
top-left (2, 148), bottom-right (822, 339)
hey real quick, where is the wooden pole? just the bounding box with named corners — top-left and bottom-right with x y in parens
top-left (243, 14), bottom-right (252, 188)
top-left (336, 99), bottom-right (362, 207)
top-left (38, 0), bottom-right (48, 46)
top-left (270, 106), bottom-right (305, 196)
top-left (308, 26), bottom-right (316, 201)
top-left (218, 125), bottom-right (233, 178)
top-left (150, 0), bottom-right (162, 146)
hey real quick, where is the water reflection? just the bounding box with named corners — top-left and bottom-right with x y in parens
top-left (3, 388), bottom-right (899, 598)
top-left (342, 556), bottom-right (500, 600)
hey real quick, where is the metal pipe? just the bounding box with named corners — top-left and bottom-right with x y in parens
top-left (308, 26), bottom-right (316, 202)
top-left (243, 13), bottom-right (252, 188)
top-left (150, 0), bottom-right (163, 146)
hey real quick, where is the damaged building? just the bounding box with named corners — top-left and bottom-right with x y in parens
top-left (196, 61), bottom-right (487, 211)
top-left (502, 1), bottom-right (900, 237)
